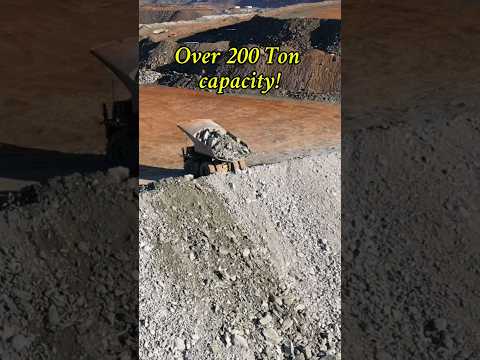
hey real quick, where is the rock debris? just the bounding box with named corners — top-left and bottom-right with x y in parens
top-left (139, 148), bottom-right (341, 359)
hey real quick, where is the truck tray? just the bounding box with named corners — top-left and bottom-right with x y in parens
top-left (177, 119), bottom-right (250, 162)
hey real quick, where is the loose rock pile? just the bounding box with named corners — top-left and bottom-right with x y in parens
top-left (139, 69), bottom-right (162, 84)
top-left (0, 168), bottom-right (138, 359)
top-left (140, 148), bottom-right (340, 359)
top-left (343, 99), bottom-right (480, 359)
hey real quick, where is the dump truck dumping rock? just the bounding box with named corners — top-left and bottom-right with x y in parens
top-left (196, 128), bottom-right (250, 161)
top-left (140, 148), bottom-right (341, 360)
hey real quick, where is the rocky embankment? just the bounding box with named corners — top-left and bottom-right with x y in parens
top-left (140, 149), bottom-right (341, 359)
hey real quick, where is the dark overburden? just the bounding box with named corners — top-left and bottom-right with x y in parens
top-left (139, 16), bottom-right (341, 101)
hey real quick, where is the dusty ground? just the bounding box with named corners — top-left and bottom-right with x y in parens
top-left (139, 86), bottom-right (340, 176)
top-left (140, 148), bottom-right (340, 360)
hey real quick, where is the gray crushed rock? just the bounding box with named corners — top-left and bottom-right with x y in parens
top-left (139, 69), bottom-right (162, 85)
top-left (0, 168), bottom-right (138, 359)
top-left (343, 99), bottom-right (480, 359)
top-left (195, 128), bottom-right (250, 161)
top-left (139, 148), bottom-right (340, 360)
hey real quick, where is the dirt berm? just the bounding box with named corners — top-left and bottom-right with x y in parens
top-left (139, 148), bottom-right (341, 359)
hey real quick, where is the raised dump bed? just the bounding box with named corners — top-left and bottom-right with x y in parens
top-left (177, 119), bottom-right (250, 176)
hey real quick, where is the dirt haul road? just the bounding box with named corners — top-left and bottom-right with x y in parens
top-left (139, 86), bottom-right (340, 175)
top-left (0, 0), bottom-right (135, 154)
top-left (0, 0), bottom-right (136, 193)
top-left (140, 1), bottom-right (340, 41)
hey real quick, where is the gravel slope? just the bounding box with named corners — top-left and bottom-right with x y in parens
top-left (343, 100), bottom-right (480, 359)
top-left (0, 169), bottom-right (138, 360)
top-left (139, 148), bottom-right (340, 360)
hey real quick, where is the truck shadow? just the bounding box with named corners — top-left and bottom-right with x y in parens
top-left (139, 164), bottom-right (185, 183)
top-left (0, 143), bottom-right (108, 196)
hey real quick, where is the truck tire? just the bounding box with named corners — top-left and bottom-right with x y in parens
top-left (199, 162), bottom-right (212, 177)
top-left (184, 158), bottom-right (200, 177)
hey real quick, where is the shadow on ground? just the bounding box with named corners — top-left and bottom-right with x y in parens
top-left (0, 143), bottom-right (108, 202)
top-left (140, 164), bottom-right (185, 184)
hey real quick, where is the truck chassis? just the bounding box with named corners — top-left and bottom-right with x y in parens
top-left (182, 146), bottom-right (247, 177)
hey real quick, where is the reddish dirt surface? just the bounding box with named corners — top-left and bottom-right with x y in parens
top-left (140, 86), bottom-right (340, 170)
top-left (0, 0), bottom-right (136, 192)
top-left (0, 0), bottom-right (135, 154)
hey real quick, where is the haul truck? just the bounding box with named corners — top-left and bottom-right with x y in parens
top-left (178, 119), bottom-right (249, 177)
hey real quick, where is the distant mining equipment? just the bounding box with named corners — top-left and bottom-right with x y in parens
top-left (178, 119), bottom-right (250, 177)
